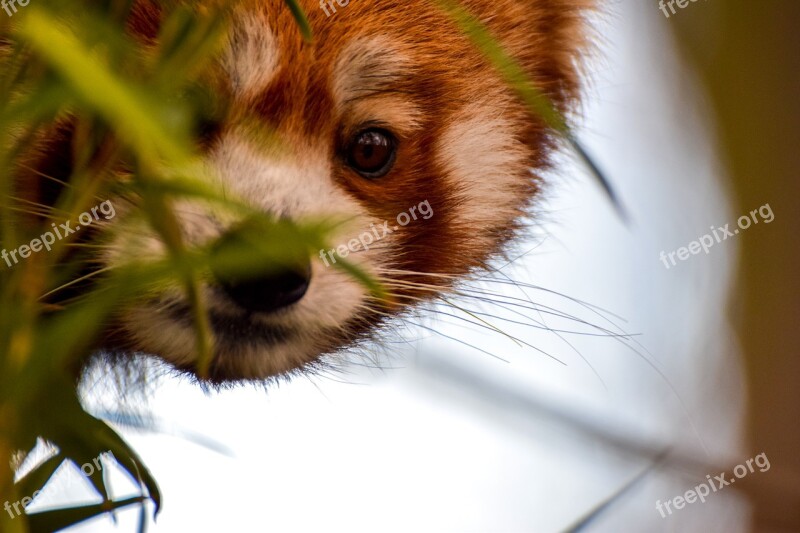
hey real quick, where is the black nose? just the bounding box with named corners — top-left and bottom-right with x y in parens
top-left (217, 262), bottom-right (311, 314)
top-left (211, 222), bottom-right (312, 314)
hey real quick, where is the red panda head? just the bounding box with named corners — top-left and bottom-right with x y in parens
top-left (30, 0), bottom-right (592, 382)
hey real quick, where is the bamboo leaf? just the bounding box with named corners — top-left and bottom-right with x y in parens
top-left (14, 452), bottom-right (65, 503)
top-left (284, 0), bottom-right (312, 41)
top-left (26, 495), bottom-right (148, 533)
top-left (15, 7), bottom-right (192, 166)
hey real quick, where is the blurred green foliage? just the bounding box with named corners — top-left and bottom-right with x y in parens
top-left (0, 1), bottom-right (591, 531)
top-left (0, 1), bottom-right (335, 531)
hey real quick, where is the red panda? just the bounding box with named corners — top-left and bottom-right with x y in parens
top-left (16, 0), bottom-right (593, 383)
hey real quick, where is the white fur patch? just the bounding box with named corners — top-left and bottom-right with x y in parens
top-left (437, 103), bottom-right (530, 248)
top-left (346, 96), bottom-right (422, 136)
top-left (332, 37), bottom-right (413, 112)
top-left (223, 14), bottom-right (280, 97)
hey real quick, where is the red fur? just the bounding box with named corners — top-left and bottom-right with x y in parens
top-left (17, 0), bottom-right (593, 381)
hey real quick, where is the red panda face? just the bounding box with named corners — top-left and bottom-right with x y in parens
top-left (90, 0), bottom-right (591, 382)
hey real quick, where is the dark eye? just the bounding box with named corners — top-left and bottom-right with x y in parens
top-left (346, 128), bottom-right (397, 179)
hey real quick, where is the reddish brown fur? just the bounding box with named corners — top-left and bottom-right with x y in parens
top-left (18, 0), bottom-right (593, 381)
top-left (237, 0), bottom-right (590, 298)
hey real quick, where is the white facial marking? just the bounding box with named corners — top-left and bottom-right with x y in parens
top-left (332, 36), bottom-right (413, 113)
top-left (224, 14), bottom-right (280, 97)
top-left (346, 96), bottom-right (422, 136)
top-left (437, 103), bottom-right (530, 249)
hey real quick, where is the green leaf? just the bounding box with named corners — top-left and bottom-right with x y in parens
top-left (14, 452), bottom-right (65, 504)
top-left (26, 496), bottom-right (148, 533)
top-left (15, 7), bottom-right (192, 167)
top-left (284, 0), bottom-right (312, 41)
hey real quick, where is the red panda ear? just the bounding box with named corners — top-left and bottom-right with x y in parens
top-left (458, 0), bottom-right (594, 115)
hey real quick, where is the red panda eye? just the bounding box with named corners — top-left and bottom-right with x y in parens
top-left (346, 128), bottom-right (397, 178)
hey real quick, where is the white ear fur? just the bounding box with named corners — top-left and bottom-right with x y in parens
top-left (223, 14), bottom-right (281, 98)
top-left (437, 102), bottom-right (531, 251)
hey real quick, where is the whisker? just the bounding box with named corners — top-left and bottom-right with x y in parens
top-left (410, 321), bottom-right (510, 363)
top-left (39, 266), bottom-right (116, 300)
top-left (4, 195), bottom-right (69, 217)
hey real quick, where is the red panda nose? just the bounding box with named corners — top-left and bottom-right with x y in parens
top-left (211, 221), bottom-right (312, 314)
top-left (217, 262), bottom-right (311, 314)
